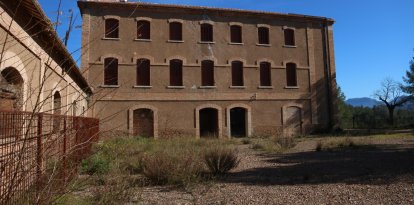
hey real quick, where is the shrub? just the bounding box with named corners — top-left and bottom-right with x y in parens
top-left (275, 137), bottom-right (296, 149)
top-left (241, 138), bottom-right (251, 144)
top-left (81, 153), bottom-right (111, 175)
top-left (204, 148), bottom-right (240, 175)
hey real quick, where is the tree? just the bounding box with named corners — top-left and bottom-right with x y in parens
top-left (402, 54), bottom-right (414, 95)
top-left (336, 86), bottom-right (352, 128)
top-left (373, 78), bottom-right (411, 126)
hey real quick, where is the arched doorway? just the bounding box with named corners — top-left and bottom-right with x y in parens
top-left (199, 108), bottom-right (219, 138)
top-left (284, 106), bottom-right (302, 136)
top-left (0, 67), bottom-right (24, 111)
top-left (133, 108), bottom-right (154, 137)
top-left (53, 91), bottom-right (61, 115)
top-left (229, 107), bottom-right (247, 137)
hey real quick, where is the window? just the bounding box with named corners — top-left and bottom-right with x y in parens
top-left (104, 58), bottom-right (118, 86)
top-left (260, 62), bottom-right (271, 86)
top-left (286, 63), bottom-right (297, 87)
top-left (200, 23), bottom-right (213, 42)
top-left (169, 22), bottom-right (182, 41)
top-left (105, 18), bottom-right (119, 38)
top-left (230, 25), bottom-right (242, 43)
top-left (170, 59), bottom-right (183, 86)
top-left (258, 27), bottom-right (270, 45)
top-left (284, 28), bottom-right (295, 46)
top-left (136, 59), bottom-right (150, 86)
top-left (137, 20), bottom-right (150, 40)
top-left (53, 91), bottom-right (62, 132)
top-left (72, 101), bottom-right (77, 116)
top-left (201, 60), bottom-right (214, 86)
top-left (231, 61), bottom-right (244, 86)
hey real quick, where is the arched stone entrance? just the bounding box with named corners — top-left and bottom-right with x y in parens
top-left (283, 104), bottom-right (303, 137)
top-left (226, 104), bottom-right (251, 138)
top-left (128, 105), bottom-right (158, 138)
top-left (199, 108), bottom-right (219, 138)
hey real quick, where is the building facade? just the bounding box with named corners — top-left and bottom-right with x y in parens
top-left (78, 0), bottom-right (338, 138)
top-left (0, 0), bottom-right (92, 115)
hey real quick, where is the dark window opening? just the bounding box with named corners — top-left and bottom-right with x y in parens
top-left (231, 61), bottom-right (244, 86)
top-left (201, 60), bottom-right (214, 86)
top-left (105, 18), bottom-right (119, 38)
top-left (258, 27), bottom-right (270, 44)
top-left (136, 59), bottom-right (150, 86)
top-left (170, 59), bottom-right (183, 86)
top-left (230, 25), bottom-right (242, 43)
top-left (199, 108), bottom-right (218, 138)
top-left (230, 107), bottom-right (246, 137)
top-left (200, 23), bottom-right (213, 42)
top-left (1, 67), bottom-right (24, 111)
top-left (260, 62), bottom-right (271, 86)
top-left (104, 58), bottom-right (118, 86)
top-left (169, 22), bottom-right (182, 41)
top-left (133, 108), bottom-right (154, 137)
top-left (286, 63), bottom-right (297, 87)
top-left (53, 91), bottom-right (62, 132)
top-left (137, 20), bottom-right (150, 40)
top-left (284, 29), bottom-right (295, 46)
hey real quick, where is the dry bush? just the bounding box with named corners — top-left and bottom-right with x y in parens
top-left (204, 148), bottom-right (240, 175)
top-left (315, 137), bottom-right (363, 152)
top-left (275, 137), bottom-right (297, 149)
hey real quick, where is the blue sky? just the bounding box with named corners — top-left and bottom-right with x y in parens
top-left (38, 0), bottom-right (414, 99)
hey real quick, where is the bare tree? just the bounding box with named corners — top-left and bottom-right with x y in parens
top-left (373, 78), bottom-right (411, 126)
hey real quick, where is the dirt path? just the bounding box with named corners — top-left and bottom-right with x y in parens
top-left (138, 137), bottom-right (414, 205)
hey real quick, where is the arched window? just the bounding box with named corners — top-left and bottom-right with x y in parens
top-left (230, 25), bottom-right (242, 43)
top-left (200, 23), bottom-right (213, 42)
top-left (1, 67), bottom-right (24, 110)
top-left (201, 60), bottom-right (214, 86)
top-left (231, 61), bottom-right (244, 86)
top-left (72, 101), bottom-right (77, 116)
top-left (53, 91), bottom-right (61, 115)
top-left (286, 63), bottom-right (297, 87)
top-left (169, 59), bottom-right (183, 86)
top-left (104, 58), bottom-right (118, 86)
top-left (258, 27), bottom-right (270, 45)
top-left (169, 22), bottom-right (182, 41)
top-left (137, 58), bottom-right (150, 86)
top-left (105, 18), bottom-right (119, 38)
top-left (284, 28), bottom-right (295, 46)
top-left (137, 20), bottom-right (150, 40)
top-left (260, 62), bottom-right (271, 86)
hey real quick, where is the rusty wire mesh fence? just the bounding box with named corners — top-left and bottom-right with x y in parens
top-left (0, 111), bottom-right (99, 204)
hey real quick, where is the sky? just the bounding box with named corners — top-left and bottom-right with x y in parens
top-left (38, 0), bottom-right (414, 99)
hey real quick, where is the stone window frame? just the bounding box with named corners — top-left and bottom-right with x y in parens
top-left (282, 26), bottom-right (296, 48)
top-left (135, 17), bottom-right (152, 41)
top-left (228, 58), bottom-right (247, 89)
top-left (103, 15), bottom-right (121, 40)
top-left (226, 103), bottom-right (252, 138)
top-left (257, 24), bottom-right (271, 46)
top-left (168, 19), bottom-right (184, 43)
top-left (132, 55), bottom-right (155, 88)
top-left (195, 104), bottom-right (223, 138)
top-left (128, 104), bottom-right (159, 139)
top-left (229, 22), bottom-right (243, 45)
top-left (100, 55), bottom-right (122, 88)
top-left (284, 61), bottom-right (299, 89)
top-left (199, 20), bottom-right (215, 43)
top-left (166, 56), bottom-right (186, 88)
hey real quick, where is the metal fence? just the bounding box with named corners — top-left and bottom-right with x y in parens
top-left (0, 110), bottom-right (99, 204)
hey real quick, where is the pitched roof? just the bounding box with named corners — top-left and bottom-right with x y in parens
top-left (77, 0), bottom-right (334, 24)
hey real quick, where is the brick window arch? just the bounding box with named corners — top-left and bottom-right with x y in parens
top-left (260, 62), bottom-right (271, 86)
top-left (137, 20), bottom-right (150, 40)
top-left (169, 22), bottom-right (183, 41)
top-left (284, 28), bottom-right (295, 46)
top-left (105, 18), bottom-right (119, 38)
top-left (201, 60), bottom-right (214, 86)
top-left (136, 58), bottom-right (150, 86)
top-left (231, 61), bottom-right (244, 86)
top-left (286, 62), bottom-right (297, 87)
top-left (258, 27), bottom-right (270, 45)
top-left (104, 58), bottom-right (118, 86)
top-left (170, 59), bottom-right (183, 86)
top-left (200, 23), bottom-right (213, 42)
top-left (230, 25), bottom-right (242, 43)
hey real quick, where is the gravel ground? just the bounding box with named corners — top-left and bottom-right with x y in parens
top-left (137, 137), bottom-right (414, 205)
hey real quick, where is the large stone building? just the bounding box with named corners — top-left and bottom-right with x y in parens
top-left (78, 0), bottom-right (338, 138)
top-left (0, 0), bottom-right (91, 115)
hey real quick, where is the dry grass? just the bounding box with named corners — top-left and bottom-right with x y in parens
top-left (249, 136), bottom-right (297, 153)
top-left (204, 148), bottom-right (240, 175)
top-left (315, 137), bottom-right (369, 151)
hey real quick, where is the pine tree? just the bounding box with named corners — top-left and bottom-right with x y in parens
top-left (402, 55), bottom-right (414, 95)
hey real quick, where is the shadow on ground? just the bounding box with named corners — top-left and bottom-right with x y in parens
top-left (222, 143), bottom-right (414, 186)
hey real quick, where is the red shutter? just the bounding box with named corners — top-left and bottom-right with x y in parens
top-left (137, 59), bottom-right (150, 86)
top-left (260, 62), bottom-right (271, 86)
top-left (232, 61), bottom-right (243, 86)
top-left (201, 60), bottom-right (214, 86)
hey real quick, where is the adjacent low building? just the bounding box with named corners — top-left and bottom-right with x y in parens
top-left (78, 0), bottom-right (338, 138)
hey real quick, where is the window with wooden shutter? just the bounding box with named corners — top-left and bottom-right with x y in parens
top-left (286, 63), bottom-right (297, 87)
top-left (137, 20), bottom-right (150, 40)
top-left (170, 59), bottom-right (183, 86)
top-left (260, 62), bottom-right (271, 86)
top-left (105, 19), bottom-right (119, 38)
top-left (169, 22), bottom-right (182, 41)
top-left (104, 58), bottom-right (118, 85)
top-left (137, 59), bottom-right (150, 86)
top-left (201, 60), bottom-right (214, 86)
top-left (284, 29), bottom-right (295, 46)
top-left (258, 27), bottom-right (270, 45)
top-left (230, 25), bottom-right (242, 43)
top-left (231, 61), bottom-right (244, 86)
top-left (200, 23), bottom-right (213, 42)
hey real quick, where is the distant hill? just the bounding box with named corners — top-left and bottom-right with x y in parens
top-left (345, 97), bottom-right (381, 108)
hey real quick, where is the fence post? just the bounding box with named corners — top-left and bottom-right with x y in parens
top-left (36, 113), bottom-right (43, 201)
